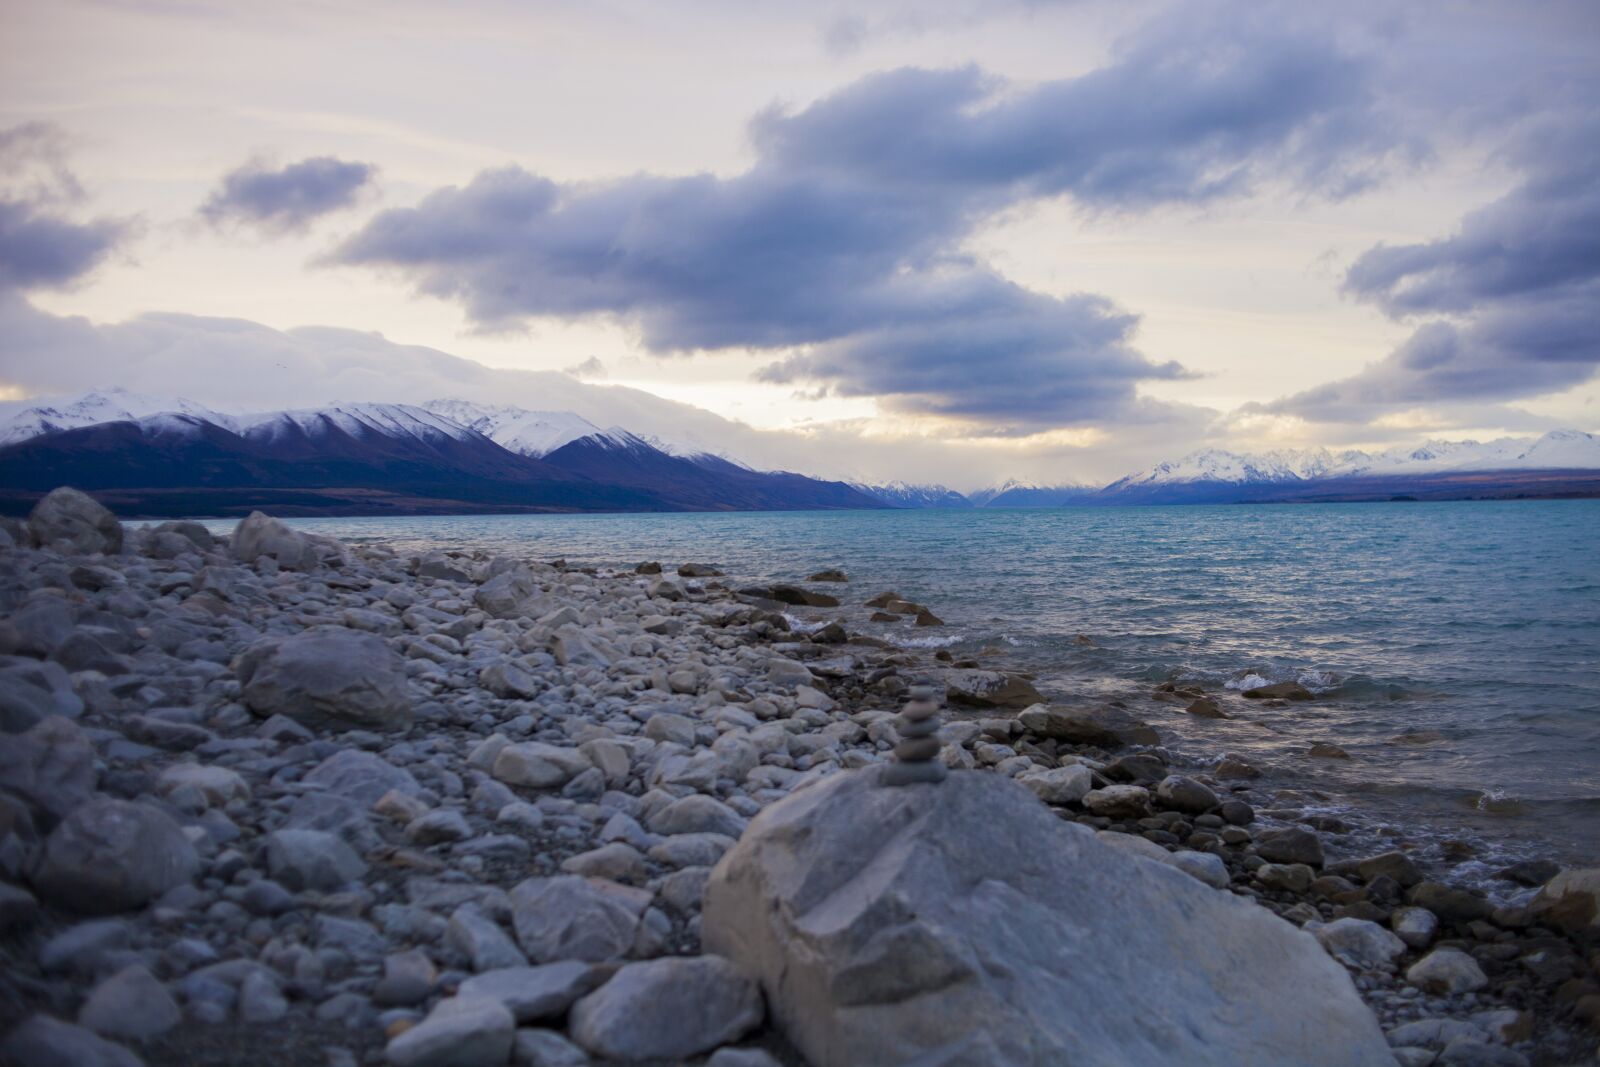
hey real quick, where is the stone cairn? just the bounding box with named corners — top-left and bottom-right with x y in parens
top-left (882, 682), bottom-right (948, 785)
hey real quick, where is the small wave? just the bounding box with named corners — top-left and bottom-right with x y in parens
top-left (1473, 789), bottom-right (1528, 816)
top-left (895, 633), bottom-right (966, 649)
top-left (779, 613), bottom-right (826, 634)
top-left (1224, 672), bottom-right (1273, 692)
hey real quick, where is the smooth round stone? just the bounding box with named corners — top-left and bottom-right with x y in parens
top-left (898, 717), bottom-right (940, 738)
top-left (900, 701), bottom-right (939, 722)
top-left (881, 760), bottom-right (948, 786)
top-left (894, 737), bottom-right (941, 762)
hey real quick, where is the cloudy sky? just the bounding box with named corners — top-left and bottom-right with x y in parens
top-left (1, 0), bottom-right (1596, 488)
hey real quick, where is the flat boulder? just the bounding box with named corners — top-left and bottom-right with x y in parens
top-left (1017, 703), bottom-right (1159, 748)
top-left (28, 488), bottom-right (123, 556)
top-left (32, 799), bottom-right (199, 914)
top-left (239, 629), bottom-right (411, 731)
top-left (569, 955), bottom-right (762, 1061)
top-left (942, 670), bottom-right (1043, 710)
top-left (703, 766), bottom-right (1390, 1067)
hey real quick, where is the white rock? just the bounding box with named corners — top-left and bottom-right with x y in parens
top-left (1307, 918), bottom-right (1407, 971)
top-left (265, 829), bottom-right (366, 891)
top-left (1082, 784), bottom-right (1152, 819)
top-left (1016, 764), bottom-right (1092, 805)
top-left (1391, 906), bottom-right (1440, 949)
top-left (703, 766), bottom-right (1392, 1067)
top-left (1406, 948), bottom-right (1488, 995)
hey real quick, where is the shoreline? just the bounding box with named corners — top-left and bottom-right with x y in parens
top-left (1, 493), bottom-right (1596, 1065)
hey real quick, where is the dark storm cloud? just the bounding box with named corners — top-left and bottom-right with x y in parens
top-left (0, 123), bottom-right (128, 291)
top-left (201, 156), bottom-right (375, 234)
top-left (1269, 119), bottom-right (1600, 419)
top-left (334, 10), bottom-right (1402, 431)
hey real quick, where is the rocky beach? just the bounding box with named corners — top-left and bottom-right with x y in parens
top-left (1, 487), bottom-right (1597, 1067)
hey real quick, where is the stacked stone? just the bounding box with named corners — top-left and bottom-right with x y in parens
top-left (882, 683), bottom-right (948, 785)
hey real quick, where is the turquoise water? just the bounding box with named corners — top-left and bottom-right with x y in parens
top-left (235, 501), bottom-right (1600, 871)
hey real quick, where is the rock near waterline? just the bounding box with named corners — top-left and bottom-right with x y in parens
top-left (28, 487), bottom-right (123, 556)
top-left (703, 766), bottom-right (1391, 1067)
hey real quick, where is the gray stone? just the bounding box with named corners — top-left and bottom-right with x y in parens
top-left (569, 955), bottom-right (761, 1061)
top-left (1, 1014), bottom-right (143, 1067)
top-left (703, 766), bottom-right (1391, 1067)
top-left (493, 743), bottom-right (592, 790)
top-left (1531, 866), bottom-right (1600, 933)
top-left (0, 714), bottom-right (95, 828)
top-left (29, 488), bottom-right (123, 555)
top-left (1256, 827), bottom-right (1325, 867)
top-left (230, 511), bottom-right (318, 570)
top-left (1017, 703), bottom-right (1159, 747)
top-left (481, 662), bottom-right (541, 700)
top-left (374, 950), bottom-right (437, 1007)
top-left (302, 749), bottom-right (421, 807)
top-left (647, 794), bottom-right (747, 838)
top-left (1306, 918), bottom-right (1406, 971)
top-left (406, 808), bottom-right (471, 845)
top-left (237, 969), bottom-right (288, 1022)
top-left (511, 1029), bottom-right (587, 1067)
top-left (1154, 775), bottom-right (1218, 815)
top-left (458, 962), bottom-right (607, 1023)
top-left (1406, 948), bottom-right (1488, 995)
top-left (1391, 906), bottom-right (1439, 949)
top-left (1082, 784), bottom-right (1152, 819)
top-left (0, 882), bottom-right (40, 931)
top-left (447, 904), bottom-right (528, 972)
top-left (940, 670), bottom-right (1042, 709)
top-left (1167, 850), bottom-right (1231, 890)
top-left (475, 569), bottom-right (541, 619)
top-left (509, 876), bottom-right (651, 963)
top-left (1357, 850), bottom-right (1424, 888)
top-left (240, 630), bottom-right (412, 730)
top-left (38, 918), bottom-right (130, 973)
top-left (78, 965), bottom-right (181, 1039)
top-left (1437, 1044), bottom-right (1529, 1067)
top-left (0, 658), bottom-right (84, 732)
top-left (1015, 764), bottom-right (1092, 805)
top-left (32, 800), bottom-right (198, 914)
top-left (708, 1050), bottom-right (784, 1067)
top-left (0, 601), bottom-right (75, 660)
top-left (385, 995), bottom-right (515, 1067)
top-left (264, 829), bottom-right (366, 891)
top-left (155, 763), bottom-right (248, 807)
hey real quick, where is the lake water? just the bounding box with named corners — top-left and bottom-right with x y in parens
top-left (237, 501), bottom-right (1600, 877)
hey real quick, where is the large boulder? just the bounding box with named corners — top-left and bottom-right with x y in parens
top-left (702, 767), bottom-right (1391, 1067)
top-left (229, 511), bottom-right (321, 570)
top-left (1017, 703), bottom-right (1159, 748)
top-left (475, 569), bottom-right (542, 619)
top-left (28, 488), bottom-right (123, 556)
top-left (239, 630), bottom-right (412, 731)
top-left (941, 670), bottom-right (1043, 710)
top-left (31, 799), bottom-right (199, 913)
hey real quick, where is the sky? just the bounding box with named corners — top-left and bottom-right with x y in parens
top-left (1, 0), bottom-right (1597, 489)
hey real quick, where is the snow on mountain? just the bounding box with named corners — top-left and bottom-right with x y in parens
top-left (1108, 430), bottom-right (1600, 490)
top-left (235, 403), bottom-right (483, 445)
top-left (421, 399), bottom-right (603, 457)
top-left (0, 388), bottom-right (230, 447)
top-left (850, 481), bottom-right (972, 508)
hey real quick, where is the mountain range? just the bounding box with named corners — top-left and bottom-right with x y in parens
top-left (0, 391), bottom-right (881, 517)
top-left (0, 389), bottom-right (1596, 515)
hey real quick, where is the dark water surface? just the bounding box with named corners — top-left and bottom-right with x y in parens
top-left (230, 501), bottom-right (1600, 877)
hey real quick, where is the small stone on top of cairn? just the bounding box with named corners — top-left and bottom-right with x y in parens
top-left (882, 682), bottom-right (948, 785)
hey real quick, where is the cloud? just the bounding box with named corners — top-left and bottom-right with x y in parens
top-left (563, 356), bottom-right (608, 380)
top-left (201, 156), bottom-right (375, 234)
top-left (333, 8), bottom-right (1400, 434)
top-left (1268, 117), bottom-right (1600, 421)
top-left (0, 123), bottom-right (129, 291)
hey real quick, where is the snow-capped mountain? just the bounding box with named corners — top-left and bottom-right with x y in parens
top-left (975, 478), bottom-right (1098, 508)
top-left (850, 481), bottom-right (973, 508)
top-left (1108, 431), bottom-right (1600, 492)
top-left (0, 390), bottom-right (884, 516)
top-left (0, 388), bottom-right (230, 447)
top-left (420, 399), bottom-right (607, 457)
